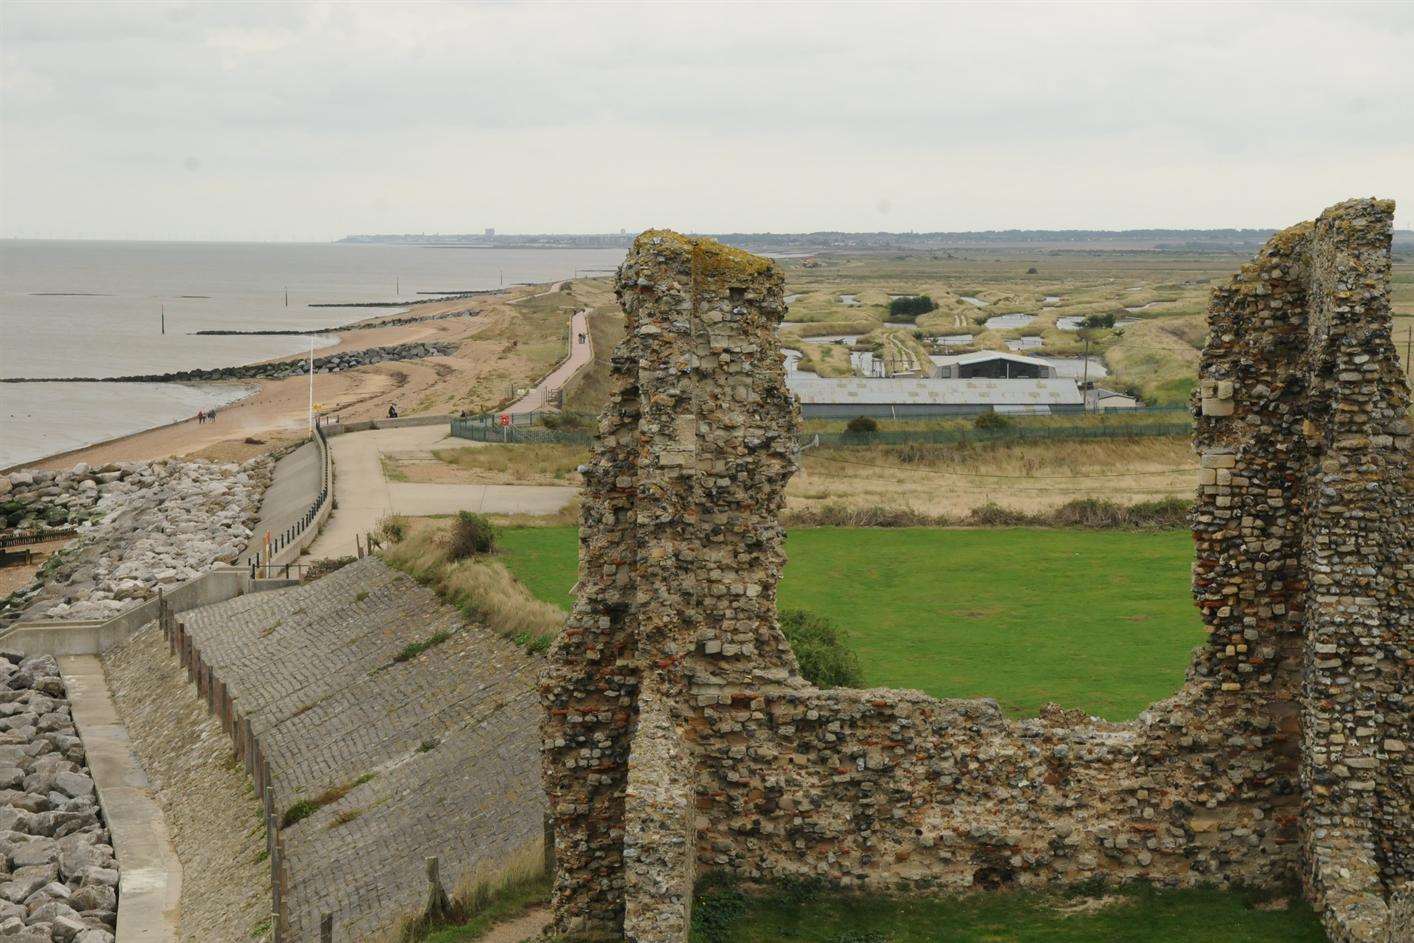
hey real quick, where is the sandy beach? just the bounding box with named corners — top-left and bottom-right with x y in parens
top-left (16, 283), bottom-right (579, 472)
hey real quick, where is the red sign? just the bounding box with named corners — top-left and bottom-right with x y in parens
top-left (498, 413), bottom-right (511, 427)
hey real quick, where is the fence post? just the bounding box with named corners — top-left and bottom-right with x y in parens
top-left (424, 856), bottom-right (451, 922)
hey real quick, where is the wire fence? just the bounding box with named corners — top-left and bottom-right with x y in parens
top-left (450, 408), bottom-right (1192, 448)
top-left (450, 411), bottom-right (597, 445)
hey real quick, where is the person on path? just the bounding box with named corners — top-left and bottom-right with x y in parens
top-left (208, 408), bottom-right (217, 422)
top-left (196, 410), bottom-right (205, 424)
top-left (387, 403), bottom-right (399, 419)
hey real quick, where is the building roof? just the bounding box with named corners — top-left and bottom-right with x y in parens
top-left (1093, 387), bottom-right (1136, 400)
top-left (786, 376), bottom-right (1083, 406)
top-left (928, 350), bottom-right (1052, 369)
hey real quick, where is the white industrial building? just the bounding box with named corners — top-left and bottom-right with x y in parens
top-left (927, 351), bottom-right (1058, 380)
top-left (786, 376), bottom-right (1084, 418)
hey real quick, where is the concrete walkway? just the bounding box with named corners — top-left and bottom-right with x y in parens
top-left (508, 308), bottom-right (591, 414)
top-left (304, 425), bottom-right (575, 560)
top-left (241, 437), bottom-right (321, 564)
top-left (59, 655), bottom-right (181, 943)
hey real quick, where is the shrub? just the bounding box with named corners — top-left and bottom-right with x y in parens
top-left (305, 556), bottom-right (355, 582)
top-left (845, 415), bottom-right (879, 434)
top-left (379, 515), bottom-right (407, 543)
top-left (887, 294), bottom-right (938, 321)
top-left (448, 511), bottom-right (495, 560)
top-left (1082, 313), bottom-right (1117, 329)
top-left (973, 412), bottom-right (1013, 431)
top-left (779, 609), bottom-right (864, 688)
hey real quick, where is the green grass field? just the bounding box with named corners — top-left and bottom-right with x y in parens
top-left (496, 526), bottom-right (1204, 719)
top-left (692, 882), bottom-right (1325, 943)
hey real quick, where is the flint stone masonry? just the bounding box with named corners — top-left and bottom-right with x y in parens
top-left (0, 652), bottom-right (117, 943)
top-left (0, 341), bottom-right (457, 384)
top-left (540, 210), bottom-right (1411, 943)
top-left (2, 459), bottom-right (271, 626)
top-left (173, 557), bottom-right (544, 942)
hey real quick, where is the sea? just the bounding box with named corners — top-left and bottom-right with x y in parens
top-left (0, 240), bottom-right (626, 468)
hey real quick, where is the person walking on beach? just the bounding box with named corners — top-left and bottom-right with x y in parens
top-left (196, 410), bottom-right (205, 425)
top-left (208, 408), bottom-right (217, 423)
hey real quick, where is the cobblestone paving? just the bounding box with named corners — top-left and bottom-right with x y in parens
top-left (180, 557), bottom-right (545, 942)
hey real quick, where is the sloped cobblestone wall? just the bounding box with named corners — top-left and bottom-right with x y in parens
top-left (542, 210), bottom-right (1410, 943)
top-left (177, 558), bottom-right (545, 942)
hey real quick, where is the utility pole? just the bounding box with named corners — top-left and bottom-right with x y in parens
top-left (1081, 337), bottom-right (1091, 411)
top-left (284, 286), bottom-right (289, 308)
top-left (160, 304), bottom-right (165, 335)
top-left (396, 276), bottom-right (400, 297)
top-left (308, 338), bottom-right (315, 435)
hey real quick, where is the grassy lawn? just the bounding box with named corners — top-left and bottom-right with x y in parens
top-left (693, 882), bottom-right (1325, 943)
top-left (495, 526), bottom-right (1203, 719)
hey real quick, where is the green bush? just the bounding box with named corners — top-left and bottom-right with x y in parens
top-left (1082, 313), bottom-right (1117, 329)
top-left (379, 516), bottom-right (406, 543)
top-left (845, 415), bottom-right (879, 434)
top-left (448, 511), bottom-right (495, 560)
top-left (779, 608), bottom-right (864, 688)
top-left (887, 294), bottom-right (938, 321)
top-left (973, 412), bottom-right (1014, 431)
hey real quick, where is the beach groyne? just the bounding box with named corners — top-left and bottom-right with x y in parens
top-left (1, 341), bottom-right (458, 385)
top-left (190, 307), bottom-right (478, 337)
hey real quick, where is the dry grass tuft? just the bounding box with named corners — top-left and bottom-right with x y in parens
top-left (381, 524), bottom-right (565, 643)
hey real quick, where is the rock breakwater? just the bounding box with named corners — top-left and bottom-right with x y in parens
top-left (0, 652), bottom-right (117, 943)
top-left (2, 458), bottom-right (270, 624)
top-left (191, 307), bottom-right (477, 336)
top-left (1, 341), bottom-right (458, 385)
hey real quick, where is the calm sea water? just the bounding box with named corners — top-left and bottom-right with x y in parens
top-left (0, 240), bottom-right (626, 467)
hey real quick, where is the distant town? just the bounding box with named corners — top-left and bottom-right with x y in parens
top-left (339, 227), bottom-right (1414, 253)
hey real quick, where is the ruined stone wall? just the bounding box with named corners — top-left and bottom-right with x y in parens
top-left (541, 206), bottom-right (1410, 943)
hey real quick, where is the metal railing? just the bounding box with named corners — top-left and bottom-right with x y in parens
top-left (248, 423), bottom-right (332, 577)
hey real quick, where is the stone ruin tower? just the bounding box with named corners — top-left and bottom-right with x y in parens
top-left (1192, 198), bottom-right (1411, 941)
top-left (540, 205), bottom-right (1410, 943)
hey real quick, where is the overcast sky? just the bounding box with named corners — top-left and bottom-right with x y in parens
top-left (3, 0), bottom-right (1412, 240)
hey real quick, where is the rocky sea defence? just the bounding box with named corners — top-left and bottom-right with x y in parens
top-left (0, 652), bottom-right (117, 943)
top-left (1, 458), bottom-right (271, 624)
top-left (0, 341), bottom-right (458, 385)
top-left (191, 307), bottom-right (477, 335)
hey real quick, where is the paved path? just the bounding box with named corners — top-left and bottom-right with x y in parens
top-left (241, 437), bottom-right (321, 563)
top-left (508, 308), bottom-right (591, 414)
top-left (304, 425), bottom-right (575, 559)
top-left (59, 655), bottom-right (182, 943)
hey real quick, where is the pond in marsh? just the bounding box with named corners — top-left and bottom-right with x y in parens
top-left (840, 294), bottom-right (861, 306)
top-left (984, 313), bottom-right (1035, 330)
top-left (960, 296), bottom-right (989, 308)
top-left (1006, 336), bottom-right (1044, 351)
top-left (935, 334), bottom-right (974, 347)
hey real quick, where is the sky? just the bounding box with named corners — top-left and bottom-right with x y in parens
top-left (3, 0), bottom-right (1413, 241)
